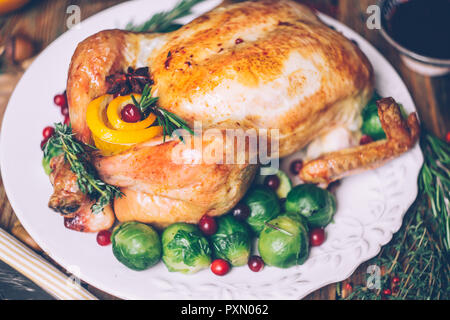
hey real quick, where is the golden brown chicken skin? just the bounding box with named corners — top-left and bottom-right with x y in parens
top-left (93, 134), bottom-right (257, 228)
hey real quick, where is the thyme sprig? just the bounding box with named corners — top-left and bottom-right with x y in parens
top-left (125, 0), bottom-right (206, 33)
top-left (338, 132), bottom-right (450, 300)
top-left (44, 123), bottom-right (123, 214)
top-left (131, 84), bottom-right (194, 142)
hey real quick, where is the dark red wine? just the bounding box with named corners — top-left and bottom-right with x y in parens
top-left (386, 0), bottom-right (450, 60)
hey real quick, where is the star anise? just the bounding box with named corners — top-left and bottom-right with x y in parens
top-left (106, 67), bottom-right (154, 96)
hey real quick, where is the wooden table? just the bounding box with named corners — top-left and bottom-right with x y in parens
top-left (0, 0), bottom-right (448, 300)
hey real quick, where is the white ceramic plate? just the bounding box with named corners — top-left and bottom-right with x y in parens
top-left (0, 0), bottom-right (423, 300)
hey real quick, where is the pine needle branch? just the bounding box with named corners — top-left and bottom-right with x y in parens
top-left (125, 0), bottom-right (206, 33)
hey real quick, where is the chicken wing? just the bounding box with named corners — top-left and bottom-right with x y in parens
top-left (48, 155), bottom-right (115, 232)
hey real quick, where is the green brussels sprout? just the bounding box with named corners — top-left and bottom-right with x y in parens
top-left (162, 223), bottom-right (211, 274)
top-left (361, 93), bottom-right (386, 141)
top-left (255, 167), bottom-right (293, 199)
top-left (211, 215), bottom-right (251, 266)
top-left (285, 184), bottom-right (336, 228)
top-left (258, 212), bottom-right (309, 268)
top-left (274, 170), bottom-right (293, 199)
top-left (42, 143), bottom-right (63, 175)
top-left (243, 186), bottom-right (281, 234)
top-left (112, 222), bottom-right (162, 271)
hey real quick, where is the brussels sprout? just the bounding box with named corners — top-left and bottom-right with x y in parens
top-left (274, 170), bottom-right (292, 199)
top-left (255, 167), bottom-right (292, 199)
top-left (42, 143), bottom-right (63, 175)
top-left (285, 184), bottom-right (336, 228)
top-left (112, 222), bottom-right (162, 271)
top-left (243, 186), bottom-right (281, 234)
top-left (162, 223), bottom-right (211, 274)
top-left (361, 93), bottom-right (386, 141)
top-left (211, 215), bottom-right (251, 266)
top-left (258, 213), bottom-right (309, 268)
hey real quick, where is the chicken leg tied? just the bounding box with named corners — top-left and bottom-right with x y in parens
top-left (299, 97), bottom-right (420, 186)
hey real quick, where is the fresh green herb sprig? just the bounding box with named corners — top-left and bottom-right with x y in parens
top-left (419, 134), bottom-right (450, 251)
top-left (126, 0), bottom-right (206, 33)
top-left (338, 132), bottom-right (450, 300)
top-left (44, 123), bottom-right (123, 214)
top-left (130, 84), bottom-right (159, 115)
top-left (131, 84), bottom-right (194, 142)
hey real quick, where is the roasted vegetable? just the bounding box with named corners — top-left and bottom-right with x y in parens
top-left (258, 212), bottom-right (309, 268)
top-left (243, 186), bottom-right (281, 234)
top-left (211, 215), bottom-right (251, 267)
top-left (161, 223), bottom-right (211, 274)
top-left (111, 222), bottom-right (162, 271)
top-left (285, 184), bottom-right (336, 228)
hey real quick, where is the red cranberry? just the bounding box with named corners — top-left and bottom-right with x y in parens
top-left (309, 228), bottom-right (325, 247)
top-left (198, 214), bottom-right (217, 236)
top-left (360, 135), bottom-right (373, 145)
top-left (42, 126), bottom-right (55, 139)
top-left (96, 230), bottom-right (112, 246)
top-left (264, 175), bottom-right (280, 191)
top-left (248, 256), bottom-right (264, 272)
top-left (345, 283), bottom-right (353, 291)
top-left (383, 288), bottom-right (392, 296)
top-left (290, 160), bottom-right (303, 175)
top-left (392, 276), bottom-right (400, 284)
top-left (231, 203), bottom-right (250, 221)
top-left (54, 93), bottom-right (67, 107)
top-left (61, 106), bottom-right (69, 117)
top-left (446, 132), bottom-right (450, 144)
top-left (211, 259), bottom-right (230, 276)
top-left (121, 104), bottom-right (141, 123)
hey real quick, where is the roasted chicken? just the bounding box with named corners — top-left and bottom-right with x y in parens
top-left (48, 0), bottom-right (419, 231)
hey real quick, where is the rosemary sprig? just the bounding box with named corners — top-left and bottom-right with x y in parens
top-left (131, 84), bottom-right (194, 142)
top-left (125, 0), bottom-right (206, 33)
top-left (130, 84), bottom-right (158, 115)
top-left (419, 134), bottom-right (450, 251)
top-left (338, 132), bottom-right (450, 300)
top-left (44, 123), bottom-right (123, 214)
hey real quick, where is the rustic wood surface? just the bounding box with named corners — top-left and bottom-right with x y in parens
top-left (0, 0), bottom-right (448, 300)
